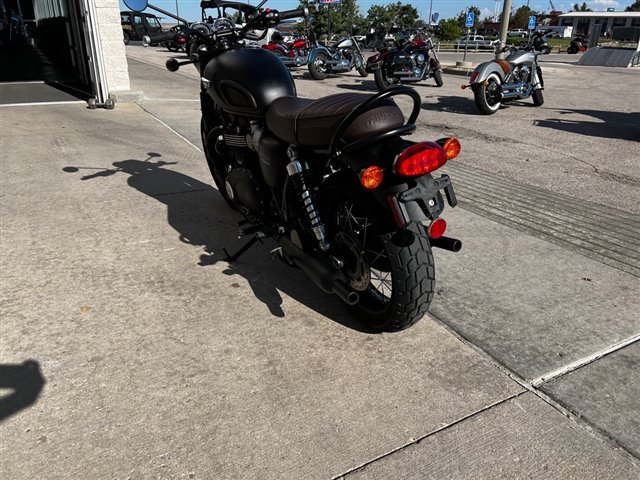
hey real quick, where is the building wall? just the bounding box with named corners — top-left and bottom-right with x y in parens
top-left (95, 0), bottom-right (130, 94)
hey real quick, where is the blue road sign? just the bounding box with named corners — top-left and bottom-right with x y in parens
top-left (466, 12), bottom-right (474, 28)
top-left (528, 15), bottom-right (536, 30)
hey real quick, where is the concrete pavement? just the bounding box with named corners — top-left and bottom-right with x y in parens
top-left (0, 46), bottom-right (638, 478)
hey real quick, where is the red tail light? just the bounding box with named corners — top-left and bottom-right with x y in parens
top-left (178, 37), bottom-right (187, 44)
top-left (470, 71), bottom-right (479, 83)
top-left (394, 142), bottom-right (447, 177)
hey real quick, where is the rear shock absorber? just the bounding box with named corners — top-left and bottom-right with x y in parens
top-left (286, 148), bottom-right (330, 252)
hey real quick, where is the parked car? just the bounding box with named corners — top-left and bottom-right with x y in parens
top-left (507, 28), bottom-right (528, 38)
top-left (454, 35), bottom-right (495, 49)
top-left (121, 10), bottom-right (163, 44)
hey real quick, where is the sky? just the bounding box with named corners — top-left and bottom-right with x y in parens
top-left (119, 0), bottom-right (632, 24)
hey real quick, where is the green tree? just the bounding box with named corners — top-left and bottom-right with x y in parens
top-left (438, 18), bottom-right (463, 41)
top-left (296, 0), bottom-right (364, 37)
top-left (626, 1), bottom-right (640, 11)
top-left (455, 6), bottom-right (482, 30)
top-left (572, 3), bottom-right (592, 11)
top-left (365, 2), bottom-right (419, 31)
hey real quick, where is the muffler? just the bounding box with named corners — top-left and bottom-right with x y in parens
top-left (278, 237), bottom-right (359, 305)
top-left (430, 235), bottom-right (462, 252)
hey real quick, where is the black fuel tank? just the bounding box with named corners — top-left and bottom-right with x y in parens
top-left (203, 48), bottom-right (296, 117)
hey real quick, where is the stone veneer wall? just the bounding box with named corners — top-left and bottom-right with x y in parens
top-left (95, 0), bottom-right (131, 94)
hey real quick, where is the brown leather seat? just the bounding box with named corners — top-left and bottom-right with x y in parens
top-left (265, 93), bottom-right (405, 147)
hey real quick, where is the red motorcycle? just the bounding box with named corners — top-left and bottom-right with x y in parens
top-left (366, 30), bottom-right (443, 90)
top-left (262, 31), bottom-right (310, 67)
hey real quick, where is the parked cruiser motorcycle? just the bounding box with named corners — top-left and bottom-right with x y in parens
top-left (140, 0), bottom-right (462, 331)
top-left (567, 34), bottom-right (587, 54)
top-left (366, 29), bottom-right (443, 90)
top-left (307, 33), bottom-right (368, 80)
top-left (262, 31), bottom-right (310, 67)
top-left (462, 31), bottom-right (550, 115)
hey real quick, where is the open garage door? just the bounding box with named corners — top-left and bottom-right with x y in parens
top-left (0, 0), bottom-right (107, 106)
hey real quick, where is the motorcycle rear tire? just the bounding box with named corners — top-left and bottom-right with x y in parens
top-left (433, 69), bottom-right (444, 87)
top-left (532, 88), bottom-right (544, 106)
top-left (567, 44), bottom-right (578, 54)
top-left (357, 66), bottom-right (368, 77)
top-left (474, 73), bottom-right (502, 115)
top-left (308, 53), bottom-right (328, 80)
top-left (319, 181), bottom-right (435, 332)
top-left (374, 66), bottom-right (394, 90)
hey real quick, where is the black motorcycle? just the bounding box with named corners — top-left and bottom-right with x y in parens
top-left (366, 29), bottom-right (443, 90)
top-left (140, 0), bottom-right (462, 331)
top-left (567, 34), bottom-right (587, 54)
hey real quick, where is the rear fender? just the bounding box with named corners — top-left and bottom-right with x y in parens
top-left (308, 46), bottom-right (331, 64)
top-left (470, 61), bottom-right (505, 85)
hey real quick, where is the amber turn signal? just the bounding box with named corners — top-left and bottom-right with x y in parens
top-left (360, 165), bottom-right (384, 190)
top-left (436, 137), bottom-right (461, 161)
top-left (442, 137), bottom-right (461, 160)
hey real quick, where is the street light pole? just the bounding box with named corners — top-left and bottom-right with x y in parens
top-left (428, 0), bottom-right (433, 24)
top-left (175, 0), bottom-right (179, 19)
top-left (497, 0), bottom-right (512, 59)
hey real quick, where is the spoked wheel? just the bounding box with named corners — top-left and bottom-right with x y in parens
top-left (374, 65), bottom-right (397, 90)
top-left (200, 119), bottom-right (236, 210)
top-left (474, 72), bottom-right (502, 115)
top-left (308, 53), bottom-right (329, 80)
top-left (321, 186), bottom-right (435, 331)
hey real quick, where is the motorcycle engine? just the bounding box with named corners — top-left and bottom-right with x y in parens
top-left (513, 65), bottom-right (531, 83)
top-left (219, 144), bottom-right (267, 219)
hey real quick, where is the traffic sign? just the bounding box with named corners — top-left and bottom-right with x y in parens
top-left (528, 15), bottom-right (536, 30)
top-left (465, 12), bottom-right (474, 28)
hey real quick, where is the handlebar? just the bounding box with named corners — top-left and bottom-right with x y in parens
top-left (279, 7), bottom-right (308, 21)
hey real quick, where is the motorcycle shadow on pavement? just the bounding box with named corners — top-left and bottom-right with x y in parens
top-left (534, 109), bottom-right (640, 142)
top-left (421, 95), bottom-right (478, 115)
top-left (63, 156), bottom-right (373, 333)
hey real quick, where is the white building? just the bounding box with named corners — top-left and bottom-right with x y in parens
top-left (2, 0), bottom-right (130, 106)
top-left (557, 11), bottom-right (640, 36)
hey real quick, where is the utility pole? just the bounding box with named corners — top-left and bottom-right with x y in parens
top-left (175, 0), bottom-right (179, 19)
top-left (497, 0), bottom-right (512, 58)
top-left (428, 0), bottom-right (433, 24)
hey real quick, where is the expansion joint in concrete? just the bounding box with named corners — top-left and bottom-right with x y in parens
top-left (333, 391), bottom-right (526, 479)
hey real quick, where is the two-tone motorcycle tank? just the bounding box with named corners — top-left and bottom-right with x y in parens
top-left (203, 48), bottom-right (296, 117)
top-left (506, 49), bottom-right (535, 66)
top-left (335, 37), bottom-right (353, 49)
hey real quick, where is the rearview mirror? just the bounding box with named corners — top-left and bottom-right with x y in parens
top-left (123, 0), bottom-right (148, 12)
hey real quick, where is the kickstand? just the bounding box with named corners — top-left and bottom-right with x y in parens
top-left (223, 235), bottom-right (262, 262)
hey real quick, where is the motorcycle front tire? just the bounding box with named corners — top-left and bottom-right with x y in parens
top-left (532, 88), bottom-right (544, 106)
top-left (433, 69), bottom-right (444, 87)
top-left (357, 66), bottom-right (368, 77)
top-left (200, 119), bottom-right (236, 210)
top-left (567, 44), bottom-right (578, 54)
